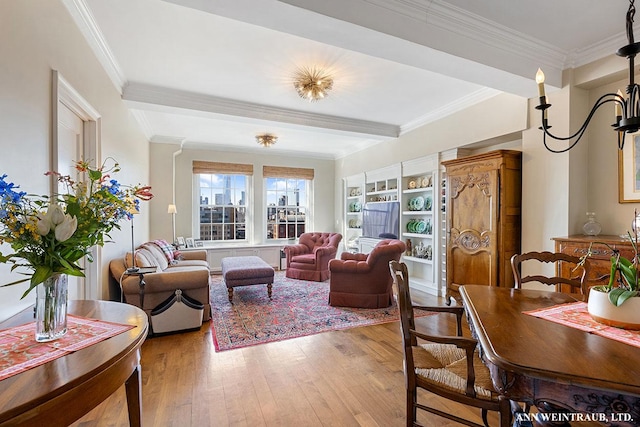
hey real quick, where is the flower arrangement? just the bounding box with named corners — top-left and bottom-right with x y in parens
top-left (0, 159), bottom-right (153, 298)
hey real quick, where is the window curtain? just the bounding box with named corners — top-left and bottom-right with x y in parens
top-left (262, 166), bottom-right (314, 180)
top-left (192, 161), bottom-right (253, 175)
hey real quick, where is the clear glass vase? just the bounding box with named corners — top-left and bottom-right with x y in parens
top-left (35, 273), bottom-right (68, 342)
top-left (582, 212), bottom-right (602, 236)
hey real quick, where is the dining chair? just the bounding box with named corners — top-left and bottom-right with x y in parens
top-left (389, 260), bottom-right (512, 427)
top-left (510, 251), bottom-right (590, 300)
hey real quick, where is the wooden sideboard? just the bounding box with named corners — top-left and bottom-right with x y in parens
top-left (553, 235), bottom-right (635, 291)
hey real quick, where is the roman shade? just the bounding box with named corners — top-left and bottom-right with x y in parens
top-left (262, 166), bottom-right (314, 180)
top-left (192, 161), bottom-right (253, 175)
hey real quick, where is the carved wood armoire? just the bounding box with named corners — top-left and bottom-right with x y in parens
top-left (442, 150), bottom-right (521, 304)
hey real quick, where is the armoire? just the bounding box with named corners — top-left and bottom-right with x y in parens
top-left (442, 150), bottom-right (522, 303)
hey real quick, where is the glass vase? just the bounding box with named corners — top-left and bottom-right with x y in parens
top-left (582, 212), bottom-right (602, 236)
top-left (35, 273), bottom-right (68, 342)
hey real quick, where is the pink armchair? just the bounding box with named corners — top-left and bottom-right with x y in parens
top-left (284, 232), bottom-right (343, 281)
top-left (328, 239), bottom-right (406, 308)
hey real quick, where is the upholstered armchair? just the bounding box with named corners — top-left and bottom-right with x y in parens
top-left (284, 232), bottom-right (343, 281)
top-left (328, 239), bottom-right (406, 308)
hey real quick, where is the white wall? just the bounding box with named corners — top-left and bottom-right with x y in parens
top-left (0, 0), bottom-right (151, 321)
top-left (149, 144), bottom-right (336, 243)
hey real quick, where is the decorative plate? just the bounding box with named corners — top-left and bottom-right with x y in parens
top-left (408, 179), bottom-right (417, 189)
top-left (414, 220), bottom-right (427, 234)
top-left (424, 196), bottom-right (432, 211)
top-left (412, 196), bottom-right (425, 211)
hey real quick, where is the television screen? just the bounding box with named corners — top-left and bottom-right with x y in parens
top-left (362, 201), bottom-right (400, 239)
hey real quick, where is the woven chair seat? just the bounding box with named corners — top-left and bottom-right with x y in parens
top-left (413, 343), bottom-right (498, 401)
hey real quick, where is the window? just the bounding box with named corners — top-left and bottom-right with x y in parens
top-left (264, 166), bottom-right (314, 240)
top-left (193, 161), bottom-right (252, 242)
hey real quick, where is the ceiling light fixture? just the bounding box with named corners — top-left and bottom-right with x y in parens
top-left (293, 66), bottom-right (333, 102)
top-left (536, 0), bottom-right (640, 152)
top-left (256, 133), bottom-right (278, 147)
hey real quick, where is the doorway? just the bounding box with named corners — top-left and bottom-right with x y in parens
top-left (52, 70), bottom-right (101, 300)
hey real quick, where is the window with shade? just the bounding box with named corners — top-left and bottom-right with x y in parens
top-left (264, 166), bottom-right (313, 240)
top-left (193, 161), bottom-right (252, 242)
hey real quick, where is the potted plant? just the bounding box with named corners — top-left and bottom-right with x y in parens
top-left (581, 211), bottom-right (640, 329)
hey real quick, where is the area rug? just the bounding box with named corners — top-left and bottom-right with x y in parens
top-left (209, 271), bottom-right (424, 351)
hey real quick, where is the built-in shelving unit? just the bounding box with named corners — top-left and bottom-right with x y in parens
top-left (343, 174), bottom-right (365, 252)
top-left (400, 155), bottom-right (439, 295)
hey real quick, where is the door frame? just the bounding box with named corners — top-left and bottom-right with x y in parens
top-left (51, 70), bottom-right (102, 300)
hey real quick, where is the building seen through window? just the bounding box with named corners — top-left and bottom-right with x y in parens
top-left (266, 177), bottom-right (308, 239)
top-left (198, 174), bottom-right (247, 241)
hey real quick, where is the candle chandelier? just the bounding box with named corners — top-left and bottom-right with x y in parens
top-left (256, 133), bottom-right (278, 148)
top-left (536, 0), bottom-right (640, 153)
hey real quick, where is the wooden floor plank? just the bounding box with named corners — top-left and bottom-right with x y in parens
top-left (70, 291), bottom-right (505, 427)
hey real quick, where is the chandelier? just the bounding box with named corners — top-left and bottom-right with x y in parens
top-left (256, 133), bottom-right (278, 147)
top-left (536, 0), bottom-right (640, 152)
top-left (293, 67), bottom-right (333, 102)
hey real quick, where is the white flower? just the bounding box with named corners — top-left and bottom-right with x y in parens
top-left (54, 214), bottom-right (77, 242)
top-left (45, 204), bottom-right (66, 227)
top-left (35, 216), bottom-right (51, 236)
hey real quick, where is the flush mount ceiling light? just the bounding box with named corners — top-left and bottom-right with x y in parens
top-left (293, 66), bottom-right (333, 102)
top-left (536, 0), bottom-right (640, 152)
top-left (256, 133), bottom-right (278, 148)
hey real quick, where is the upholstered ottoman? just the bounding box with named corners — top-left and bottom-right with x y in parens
top-left (221, 256), bottom-right (275, 302)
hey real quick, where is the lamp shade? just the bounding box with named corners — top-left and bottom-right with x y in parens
top-left (167, 204), bottom-right (177, 214)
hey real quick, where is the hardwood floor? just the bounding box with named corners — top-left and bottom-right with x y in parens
top-left (71, 292), bottom-right (499, 427)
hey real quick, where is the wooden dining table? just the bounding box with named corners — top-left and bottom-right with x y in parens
top-left (0, 300), bottom-right (148, 426)
top-left (460, 285), bottom-right (640, 427)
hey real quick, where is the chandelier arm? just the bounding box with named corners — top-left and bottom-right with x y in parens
top-left (541, 96), bottom-right (621, 144)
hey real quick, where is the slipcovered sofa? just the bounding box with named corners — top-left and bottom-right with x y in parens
top-left (109, 240), bottom-right (211, 322)
top-left (328, 239), bottom-right (406, 308)
top-left (284, 232), bottom-right (342, 281)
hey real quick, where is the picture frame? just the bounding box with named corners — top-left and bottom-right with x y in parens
top-left (185, 237), bottom-right (195, 248)
top-left (195, 241), bottom-right (204, 248)
top-left (618, 133), bottom-right (640, 203)
top-left (176, 236), bottom-right (185, 247)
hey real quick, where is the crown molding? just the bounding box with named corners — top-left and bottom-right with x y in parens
top-left (61, 0), bottom-right (127, 94)
top-left (123, 82), bottom-right (400, 138)
top-left (401, 87), bottom-right (501, 135)
top-left (129, 109), bottom-right (153, 140)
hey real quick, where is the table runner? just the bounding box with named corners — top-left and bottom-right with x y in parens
top-left (524, 301), bottom-right (640, 348)
top-left (0, 315), bottom-right (135, 381)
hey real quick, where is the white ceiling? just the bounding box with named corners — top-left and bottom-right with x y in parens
top-left (64, 0), bottom-right (636, 159)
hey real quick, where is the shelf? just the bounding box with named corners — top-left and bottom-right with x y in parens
top-left (403, 210), bottom-right (433, 215)
top-left (366, 190), bottom-right (397, 196)
top-left (403, 255), bottom-right (433, 265)
top-left (346, 212), bottom-right (361, 215)
top-left (403, 233), bottom-right (433, 239)
top-left (402, 187), bottom-right (433, 194)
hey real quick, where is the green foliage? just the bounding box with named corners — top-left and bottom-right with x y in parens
top-left (0, 159), bottom-right (152, 298)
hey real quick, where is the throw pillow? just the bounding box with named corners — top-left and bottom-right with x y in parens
top-left (153, 239), bottom-right (176, 263)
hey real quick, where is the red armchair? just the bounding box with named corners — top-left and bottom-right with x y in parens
top-left (328, 239), bottom-right (406, 308)
top-left (284, 232), bottom-right (343, 281)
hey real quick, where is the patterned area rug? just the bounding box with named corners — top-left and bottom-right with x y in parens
top-left (210, 271), bottom-right (416, 351)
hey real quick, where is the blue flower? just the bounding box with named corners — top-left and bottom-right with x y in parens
top-left (0, 174), bottom-right (26, 204)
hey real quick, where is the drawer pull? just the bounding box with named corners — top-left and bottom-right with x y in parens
top-left (572, 248), bottom-right (614, 257)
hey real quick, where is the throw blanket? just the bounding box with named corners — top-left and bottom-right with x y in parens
top-left (153, 239), bottom-right (179, 263)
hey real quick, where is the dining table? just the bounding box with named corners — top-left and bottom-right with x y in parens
top-left (460, 285), bottom-right (640, 427)
top-left (0, 300), bottom-right (148, 426)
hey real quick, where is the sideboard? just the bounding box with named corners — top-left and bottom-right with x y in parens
top-left (552, 234), bottom-right (635, 291)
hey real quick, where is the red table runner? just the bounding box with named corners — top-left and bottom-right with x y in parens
top-left (0, 315), bottom-right (135, 381)
top-left (524, 301), bottom-right (640, 348)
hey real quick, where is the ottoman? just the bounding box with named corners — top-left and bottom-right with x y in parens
top-left (221, 256), bottom-right (275, 302)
